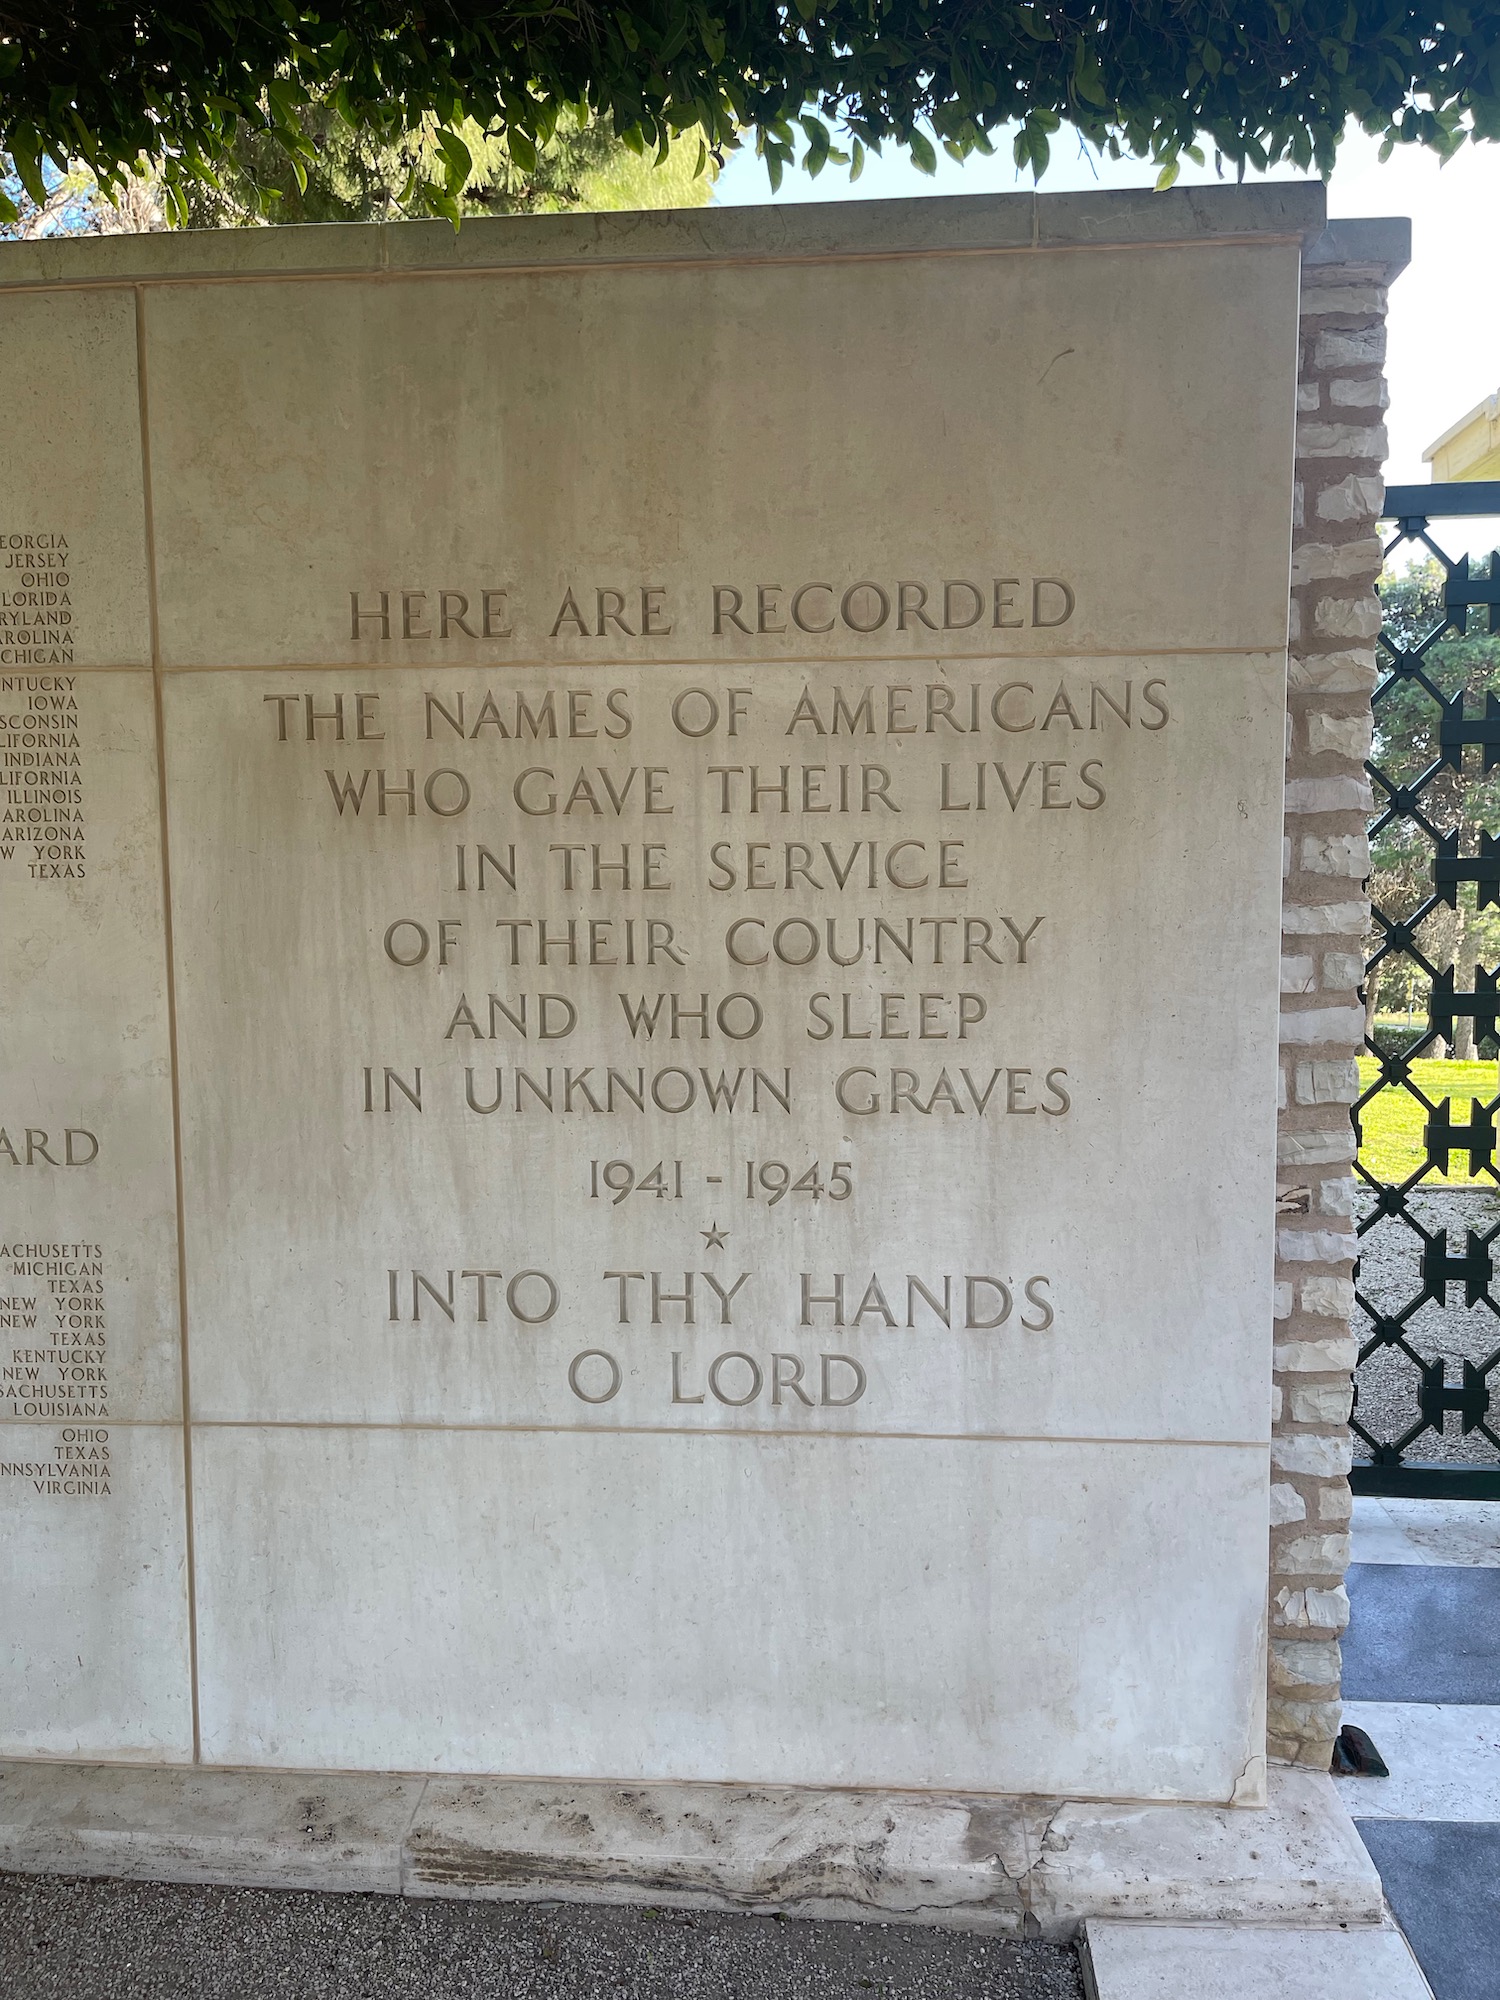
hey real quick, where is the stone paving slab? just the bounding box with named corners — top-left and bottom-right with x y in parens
top-left (1080, 1919), bottom-right (1432, 1999)
top-left (1355, 1822), bottom-right (1500, 2000)
top-left (1350, 1499), bottom-right (1500, 1569)
top-left (1343, 1565), bottom-right (1500, 1704)
top-left (0, 1871), bottom-right (1084, 2000)
top-left (0, 1763), bottom-right (1384, 1937)
top-left (1336, 1703), bottom-right (1500, 1822)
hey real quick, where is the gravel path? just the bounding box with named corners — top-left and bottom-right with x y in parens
top-left (0, 1874), bottom-right (1083, 2000)
top-left (1355, 1186), bottom-right (1500, 1466)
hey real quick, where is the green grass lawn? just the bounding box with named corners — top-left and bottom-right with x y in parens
top-left (1357, 1056), bottom-right (1500, 1186)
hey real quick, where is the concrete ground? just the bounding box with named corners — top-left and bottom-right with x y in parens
top-left (1341, 1495), bottom-right (1500, 2000)
top-left (0, 1873), bottom-right (1084, 2000)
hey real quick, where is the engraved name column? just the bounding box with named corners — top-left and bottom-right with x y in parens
top-left (0, 272), bottom-right (194, 1761)
top-left (0, 549), bottom-right (108, 1485)
top-left (0, 534), bottom-right (84, 881)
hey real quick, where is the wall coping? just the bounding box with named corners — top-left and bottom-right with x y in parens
top-left (0, 182), bottom-right (1329, 290)
top-left (1303, 217), bottom-right (1411, 278)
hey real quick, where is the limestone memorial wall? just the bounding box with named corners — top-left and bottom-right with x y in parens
top-left (0, 186), bottom-right (1382, 1805)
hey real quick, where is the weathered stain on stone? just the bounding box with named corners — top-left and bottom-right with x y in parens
top-left (296, 1796), bottom-right (335, 1846)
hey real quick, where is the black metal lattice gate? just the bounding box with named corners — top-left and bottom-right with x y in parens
top-left (1352, 480), bottom-right (1500, 1500)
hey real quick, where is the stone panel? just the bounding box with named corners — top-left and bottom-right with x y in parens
top-left (164, 653), bottom-right (1283, 1446)
top-left (191, 1425), bottom-right (1268, 1800)
top-left (0, 287), bottom-right (149, 669)
top-left (0, 1421), bottom-right (191, 1759)
top-left (140, 242), bottom-right (1300, 668)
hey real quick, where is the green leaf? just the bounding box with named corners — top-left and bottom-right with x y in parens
top-left (1155, 158), bottom-right (1180, 190)
top-left (800, 113), bottom-right (831, 176)
top-left (1073, 62), bottom-right (1108, 108)
top-left (435, 128), bottom-right (473, 194)
top-left (265, 77), bottom-right (304, 127)
top-left (850, 135), bottom-right (865, 181)
top-left (509, 127), bottom-right (539, 173)
top-left (909, 128), bottom-right (937, 175)
top-left (9, 130), bottom-right (46, 208)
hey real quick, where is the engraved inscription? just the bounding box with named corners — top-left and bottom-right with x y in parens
top-left (342, 575), bottom-right (1080, 648)
top-left (0, 533), bottom-right (73, 667)
top-left (1, 533), bottom-right (84, 883)
top-left (251, 651), bottom-right (1181, 1426)
top-left (0, 1240), bottom-right (111, 1453)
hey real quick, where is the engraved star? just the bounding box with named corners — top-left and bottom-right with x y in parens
top-left (701, 1221), bottom-right (729, 1252)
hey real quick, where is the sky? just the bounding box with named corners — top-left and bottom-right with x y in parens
top-left (714, 125), bottom-right (1500, 556)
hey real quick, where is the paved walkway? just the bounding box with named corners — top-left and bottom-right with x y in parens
top-left (1340, 1495), bottom-right (1500, 2000)
top-left (0, 1874), bottom-right (1083, 2000)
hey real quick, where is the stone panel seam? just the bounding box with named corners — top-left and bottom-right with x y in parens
top-left (141, 644), bottom-right (1293, 676)
top-left (149, 1421), bottom-right (1273, 1447)
top-left (396, 1777), bottom-right (431, 1894)
top-left (136, 281), bottom-right (203, 1765)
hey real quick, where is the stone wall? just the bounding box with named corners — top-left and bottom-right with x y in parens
top-left (1269, 220), bottom-right (1410, 1767)
top-left (0, 189), bottom-right (1317, 1800)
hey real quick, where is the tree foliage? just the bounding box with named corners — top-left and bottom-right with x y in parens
top-left (175, 107), bottom-right (713, 226)
top-left (3, 2), bottom-right (1499, 226)
top-left (0, 104), bottom-right (710, 238)
top-left (1374, 559), bottom-right (1500, 855)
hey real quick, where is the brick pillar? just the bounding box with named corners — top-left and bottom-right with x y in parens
top-left (1267, 219), bottom-right (1410, 1767)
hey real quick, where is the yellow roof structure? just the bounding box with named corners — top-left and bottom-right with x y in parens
top-left (1425, 390), bottom-right (1500, 482)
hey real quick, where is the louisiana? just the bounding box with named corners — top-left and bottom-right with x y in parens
top-left (6, 1398), bottom-right (108, 1419)
top-left (462, 1064), bottom-right (791, 1115)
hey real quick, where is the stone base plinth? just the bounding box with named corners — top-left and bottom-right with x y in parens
top-left (0, 1763), bottom-right (1380, 1938)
